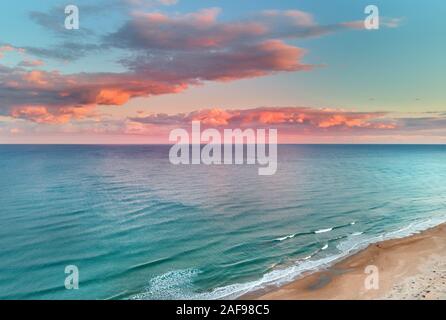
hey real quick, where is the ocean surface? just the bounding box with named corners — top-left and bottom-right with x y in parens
top-left (1, 145), bottom-right (446, 299)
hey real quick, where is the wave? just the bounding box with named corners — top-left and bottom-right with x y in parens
top-left (132, 216), bottom-right (446, 301)
top-left (275, 234), bottom-right (296, 241)
top-left (337, 215), bottom-right (446, 253)
top-left (298, 243), bottom-right (331, 262)
top-left (131, 236), bottom-right (348, 300)
top-left (132, 253), bottom-right (346, 300)
top-left (275, 221), bottom-right (357, 241)
top-left (314, 228), bottom-right (332, 234)
top-left (131, 269), bottom-right (201, 300)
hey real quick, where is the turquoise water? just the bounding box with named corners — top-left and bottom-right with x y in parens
top-left (1, 145), bottom-right (446, 299)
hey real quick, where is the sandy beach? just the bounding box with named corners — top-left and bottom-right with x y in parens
top-left (248, 223), bottom-right (446, 300)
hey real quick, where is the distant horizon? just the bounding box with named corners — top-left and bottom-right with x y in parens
top-left (2, 143), bottom-right (446, 146)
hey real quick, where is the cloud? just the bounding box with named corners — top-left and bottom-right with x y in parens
top-left (120, 39), bottom-right (312, 81)
top-left (1, 40), bottom-right (311, 123)
top-left (106, 8), bottom-right (262, 51)
top-left (25, 2), bottom-right (111, 61)
top-left (0, 64), bottom-right (189, 123)
top-left (123, 0), bottom-right (179, 6)
top-left (9, 106), bottom-right (446, 144)
top-left (395, 117), bottom-right (446, 132)
top-left (104, 8), bottom-right (367, 52)
top-left (0, 44), bottom-right (25, 59)
top-left (23, 42), bottom-right (102, 61)
top-left (3, 8), bottom-right (320, 120)
top-left (29, 5), bottom-right (96, 38)
top-left (29, 0), bottom-right (179, 37)
top-left (17, 59), bottom-right (45, 67)
top-left (128, 107), bottom-right (397, 131)
top-left (341, 17), bottom-right (403, 30)
top-left (123, 108), bottom-right (446, 142)
top-left (26, 5), bottom-right (396, 62)
top-left (12, 106), bottom-right (398, 141)
top-left (2, 7), bottom-right (401, 125)
top-left (10, 105), bottom-right (94, 124)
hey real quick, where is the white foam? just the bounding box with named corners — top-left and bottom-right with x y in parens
top-left (208, 216), bottom-right (446, 300)
top-left (131, 269), bottom-right (200, 300)
top-left (196, 253), bottom-right (349, 300)
top-left (338, 216), bottom-right (446, 254)
top-left (275, 222), bottom-right (357, 242)
top-left (314, 227), bottom-right (333, 234)
top-left (133, 215), bottom-right (446, 301)
top-left (275, 234), bottom-right (295, 241)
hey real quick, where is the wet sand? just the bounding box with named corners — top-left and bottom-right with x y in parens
top-left (249, 223), bottom-right (446, 300)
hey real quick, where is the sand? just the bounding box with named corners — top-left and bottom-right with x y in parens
top-left (248, 223), bottom-right (446, 300)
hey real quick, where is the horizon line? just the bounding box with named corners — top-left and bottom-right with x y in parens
top-left (1, 143), bottom-right (446, 146)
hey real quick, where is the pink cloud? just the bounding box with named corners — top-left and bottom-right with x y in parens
top-left (18, 59), bottom-right (45, 67)
top-left (129, 107), bottom-right (397, 132)
top-left (0, 8), bottom-right (401, 125)
top-left (9, 106), bottom-right (446, 144)
top-left (0, 45), bottom-right (25, 59)
top-left (1, 40), bottom-right (311, 123)
top-left (11, 105), bottom-right (94, 124)
top-left (107, 8), bottom-right (267, 50)
top-left (105, 8), bottom-right (373, 54)
top-left (23, 70), bottom-right (48, 86)
top-left (1, 65), bottom-right (189, 122)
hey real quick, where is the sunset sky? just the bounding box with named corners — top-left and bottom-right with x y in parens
top-left (0, 0), bottom-right (445, 144)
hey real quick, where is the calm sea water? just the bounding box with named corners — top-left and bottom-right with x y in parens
top-left (1, 145), bottom-right (446, 299)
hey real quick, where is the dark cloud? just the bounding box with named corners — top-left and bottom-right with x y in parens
top-left (104, 9), bottom-right (354, 52)
top-left (23, 42), bottom-right (102, 61)
top-left (29, 5), bottom-right (95, 38)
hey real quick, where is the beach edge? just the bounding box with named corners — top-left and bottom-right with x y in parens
top-left (243, 223), bottom-right (446, 300)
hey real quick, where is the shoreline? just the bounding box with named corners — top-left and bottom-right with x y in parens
top-left (242, 223), bottom-right (446, 300)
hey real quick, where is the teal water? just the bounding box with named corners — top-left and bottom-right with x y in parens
top-left (1, 145), bottom-right (446, 299)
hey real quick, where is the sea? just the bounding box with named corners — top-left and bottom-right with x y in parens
top-left (1, 144), bottom-right (446, 299)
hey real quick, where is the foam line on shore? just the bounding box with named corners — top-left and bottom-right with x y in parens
top-left (132, 216), bottom-right (446, 300)
top-left (274, 221), bottom-right (357, 242)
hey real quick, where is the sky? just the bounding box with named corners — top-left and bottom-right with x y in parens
top-left (0, 0), bottom-right (445, 144)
